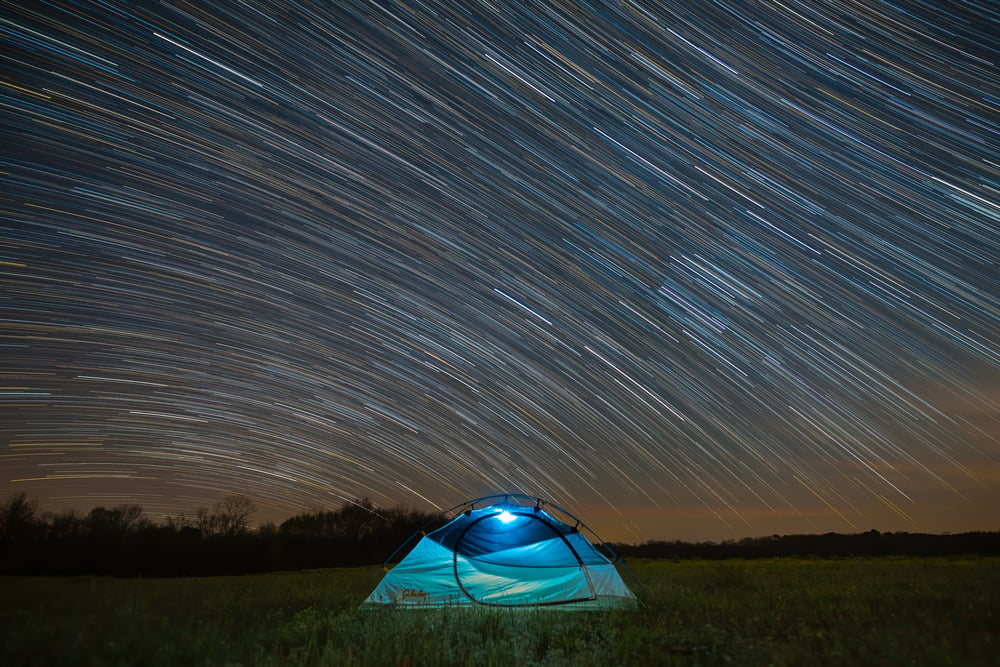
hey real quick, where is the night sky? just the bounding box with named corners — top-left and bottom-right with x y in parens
top-left (2, 0), bottom-right (997, 542)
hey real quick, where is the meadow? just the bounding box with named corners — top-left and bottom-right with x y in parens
top-left (1, 557), bottom-right (996, 665)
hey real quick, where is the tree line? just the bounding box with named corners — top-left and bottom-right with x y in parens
top-left (610, 529), bottom-right (1000, 560)
top-left (0, 492), bottom-right (440, 576)
top-left (2, 492), bottom-right (997, 576)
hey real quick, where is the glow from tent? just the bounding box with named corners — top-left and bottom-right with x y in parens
top-left (496, 510), bottom-right (517, 524)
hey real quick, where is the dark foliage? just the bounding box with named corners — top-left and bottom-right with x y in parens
top-left (611, 529), bottom-right (1000, 560)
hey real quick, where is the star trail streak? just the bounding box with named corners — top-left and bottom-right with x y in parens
top-left (1, 0), bottom-right (997, 541)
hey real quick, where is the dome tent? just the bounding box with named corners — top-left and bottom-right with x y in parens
top-left (363, 494), bottom-right (637, 609)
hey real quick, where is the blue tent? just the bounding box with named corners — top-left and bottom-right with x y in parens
top-left (364, 494), bottom-right (637, 609)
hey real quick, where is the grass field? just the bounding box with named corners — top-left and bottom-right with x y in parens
top-left (1, 557), bottom-right (996, 665)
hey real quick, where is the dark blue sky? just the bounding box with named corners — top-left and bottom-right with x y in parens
top-left (2, 0), bottom-right (997, 541)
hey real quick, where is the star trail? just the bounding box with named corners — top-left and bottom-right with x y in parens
top-left (2, 0), bottom-right (997, 541)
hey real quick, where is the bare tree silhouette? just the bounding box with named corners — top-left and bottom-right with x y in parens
top-left (85, 505), bottom-right (148, 536)
top-left (196, 495), bottom-right (257, 537)
top-left (0, 492), bottom-right (39, 542)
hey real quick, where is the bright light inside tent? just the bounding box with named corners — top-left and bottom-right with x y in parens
top-left (496, 510), bottom-right (517, 524)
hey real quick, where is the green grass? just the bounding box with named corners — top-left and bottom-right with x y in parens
top-left (1, 557), bottom-right (996, 665)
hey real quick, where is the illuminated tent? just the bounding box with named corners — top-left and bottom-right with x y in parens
top-left (363, 494), bottom-right (637, 609)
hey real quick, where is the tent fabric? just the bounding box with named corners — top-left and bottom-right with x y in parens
top-left (363, 502), bottom-right (637, 609)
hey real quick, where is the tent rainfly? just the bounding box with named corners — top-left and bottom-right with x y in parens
top-left (363, 494), bottom-right (638, 609)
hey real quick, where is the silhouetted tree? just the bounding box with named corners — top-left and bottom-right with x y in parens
top-left (85, 505), bottom-right (148, 538)
top-left (196, 507), bottom-right (214, 535)
top-left (43, 509), bottom-right (83, 541)
top-left (194, 495), bottom-right (257, 537)
top-left (337, 498), bottom-right (381, 542)
top-left (0, 492), bottom-right (40, 542)
top-left (214, 494), bottom-right (256, 536)
top-left (163, 512), bottom-right (196, 533)
top-left (279, 498), bottom-right (383, 541)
